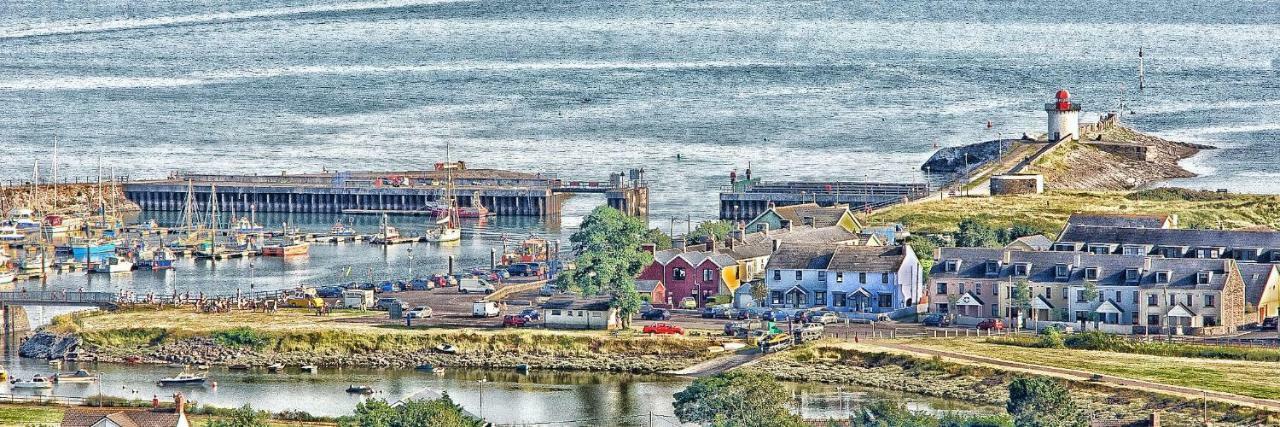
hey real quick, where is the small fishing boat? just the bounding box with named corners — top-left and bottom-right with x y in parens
top-left (228, 363), bottom-right (251, 370)
top-left (42, 215), bottom-right (69, 235)
top-left (434, 343), bottom-right (457, 354)
top-left (372, 215), bottom-right (402, 244)
top-left (262, 238), bottom-right (309, 257)
top-left (157, 372), bottom-right (206, 386)
top-left (11, 374), bottom-right (54, 389)
top-left (330, 221), bottom-right (357, 237)
top-left (230, 216), bottom-right (264, 234)
top-left (0, 225), bottom-right (24, 241)
top-left (266, 363), bottom-right (284, 373)
top-left (91, 255), bottom-right (133, 273)
top-left (345, 385), bottom-right (374, 395)
top-left (63, 238), bottom-right (117, 262)
top-left (19, 253), bottom-right (52, 274)
top-left (52, 370), bottom-right (97, 383)
top-left (136, 247), bottom-right (177, 270)
top-left (300, 365), bottom-right (317, 373)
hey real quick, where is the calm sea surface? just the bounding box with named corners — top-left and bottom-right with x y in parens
top-left (0, 0), bottom-right (1277, 225)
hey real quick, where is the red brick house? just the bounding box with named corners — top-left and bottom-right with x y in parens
top-left (635, 280), bottom-right (666, 306)
top-left (639, 246), bottom-right (735, 308)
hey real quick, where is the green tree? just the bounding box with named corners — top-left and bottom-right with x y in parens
top-left (750, 281), bottom-right (769, 307)
top-left (1006, 377), bottom-right (1085, 427)
top-left (907, 235), bottom-right (939, 282)
top-left (955, 217), bottom-right (999, 248)
top-left (673, 371), bottom-right (805, 427)
top-left (688, 220), bottom-right (734, 243)
top-left (1080, 281), bottom-right (1100, 329)
top-left (642, 227), bottom-right (672, 250)
top-left (1011, 279), bottom-right (1032, 323)
top-left (339, 395), bottom-right (483, 427)
top-left (557, 206), bottom-right (650, 327)
top-left (205, 405), bottom-right (269, 427)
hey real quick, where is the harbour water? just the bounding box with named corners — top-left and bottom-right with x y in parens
top-left (1, 0), bottom-right (1278, 227)
top-left (0, 346), bottom-right (997, 425)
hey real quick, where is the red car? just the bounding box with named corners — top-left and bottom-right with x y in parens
top-left (642, 323), bottom-right (684, 335)
top-left (977, 318), bottom-right (1006, 331)
top-left (502, 315), bottom-right (529, 327)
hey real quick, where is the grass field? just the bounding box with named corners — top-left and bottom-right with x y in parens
top-left (908, 338), bottom-right (1280, 400)
top-left (0, 404), bottom-right (63, 426)
top-left (868, 190), bottom-right (1280, 235)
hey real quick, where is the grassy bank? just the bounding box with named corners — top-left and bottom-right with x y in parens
top-left (754, 341), bottom-right (1277, 426)
top-left (909, 338), bottom-right (1280, 400)
top-left (58, 307), bottom-right (716, 370)
top-left (871, 189), bottom-right (1280, 235)
top-left (988, 331), bottom-right (1280, 362)
top-left (0, 402), bottom-right (335, 427)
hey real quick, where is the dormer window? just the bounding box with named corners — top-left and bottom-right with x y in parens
top-left (1052, 243), bottom-right (1076, 252)
top-left (1155, 271), bottom-right (1171, 283)
top-left (1055, 263), bottom-right (1070, 280)
top-left (1125, 268), bottom-right (1140, 283)
top-left (1196, 248), bottom-right (1222, 259)
top-left (1122, 245), bottom-right (1145, 256)
top-left (1234, 248), bottom-right (1261, 261)
top-left (945, 260), bottom-right (961, 272)
top-left (985, 260), bottom-right (1000, 276)
top-left (1162, 246), bottom-right (1186, 259)
top-left (1084, 267), bottom-right (1100, 281)
top-left (1013, 263), bottom-right (1030, 276)
top-left (1197, 271), bottom-right (1213, 285)
top-left (1088, 244), bottom-right (1110, 255)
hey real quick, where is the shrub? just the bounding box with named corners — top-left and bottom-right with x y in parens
top-left (212, 327), bottom-right (270, 350)
top-left (1038, 329), bottom-right (1065, 349)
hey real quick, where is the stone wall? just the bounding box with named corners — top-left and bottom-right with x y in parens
top-left (989, 174), bottom-right (1043, 195)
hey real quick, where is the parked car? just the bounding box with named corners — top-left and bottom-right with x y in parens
top-left (734, 309), bottom-right (755, 320)
top-left (679, 297), bottom-right (697, 310)
top-left (811, 311), bottom-right (839, 325)
top-left (472, 300), bottom-right (501, 317)
top-left (700, 307), bottom-right (717, 318)
top-left (407, 278), bottom-right (435, 291)
top-left (641, 309), bottom-right (670, 321)
top-left (507, 263), bottom-right (544, 277)
top-left (518, 308), bottom-right (540, 321)
top-left (977, 318), bottom-right (1006, 331)
top-left (922, 313), bottom-right (949, 327)
top-left (762, 310), bottom-right (789, 322)
top-left (406, 306), bottom-right (434, 319)
top-left (316, 286), bottom-right (345, 298)
top-left (374, 297), bottom-right (407, 311)
top-left (502, 314), bottom-right (529, 327)
top-left (458, 277), bottom-right (496, 294)
top-left (1262, 317), bottom-right (1278, 329)
top-left (642, 323), bottom-right (684, 335)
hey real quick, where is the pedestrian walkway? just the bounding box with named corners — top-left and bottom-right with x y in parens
top-left (666, 350), bottom-right (763, 377)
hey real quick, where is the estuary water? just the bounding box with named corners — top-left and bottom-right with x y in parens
top-left (0, 0), bottom-right (1278, 225)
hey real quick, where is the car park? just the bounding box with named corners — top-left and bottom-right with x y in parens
top-left (642, 323), bottom-right (684, 335)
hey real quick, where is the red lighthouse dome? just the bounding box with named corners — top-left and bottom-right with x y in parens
top-left (1055, 89), bottom-right (1070, 100)
top-left (1054, 89), bottom-right (1071, 110)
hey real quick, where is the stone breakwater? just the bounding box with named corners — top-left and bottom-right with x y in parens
top-left (80, 337), bottom-right (702, 374)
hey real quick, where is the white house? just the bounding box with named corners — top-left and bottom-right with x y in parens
top-left (541, 297), bottom-right (621, 330)
top-left (764, 243), bottom-right (921, 314)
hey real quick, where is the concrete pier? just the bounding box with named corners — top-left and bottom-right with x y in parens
top-left (719, 181), bottom-right (930, 221)
top-left (124, 165), bottom-right (649, 217)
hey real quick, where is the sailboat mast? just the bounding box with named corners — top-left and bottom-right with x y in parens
top-left (52, 137), bottom-right (57, 214)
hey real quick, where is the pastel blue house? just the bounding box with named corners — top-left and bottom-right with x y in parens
top-left (764, 243), bottom-right (922, 313)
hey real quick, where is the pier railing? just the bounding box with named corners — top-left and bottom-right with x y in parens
top-left (0, 291), bottom-right (118, 306)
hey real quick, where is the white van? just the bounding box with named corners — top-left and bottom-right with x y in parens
top-left (458, 277), bottom-right (496, 294)
top-left (472, 300), bottom-right (500, 317)
top-left (342, 290), bottom-right (375, 309)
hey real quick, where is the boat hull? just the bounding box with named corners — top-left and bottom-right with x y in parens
top-left (262, 243), bottom-right (309, 257)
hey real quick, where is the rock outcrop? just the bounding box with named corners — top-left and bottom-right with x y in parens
top-left (19, 331), bottom-right (80, 360)
top-left (921, 139), bottom-right (1018, 174)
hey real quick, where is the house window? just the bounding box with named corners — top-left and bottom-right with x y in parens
top-left (1167, 294), bottom-right (1175, 306)
top-left (815, 291), bottom-right (827, 305)
top-left (1055, 264), bottom-right (1069, 279)
top-left (1125, 268), bottom-right (1140, 283)
top-left (881, 272), bottom-right (890, 283)
top-left (1155, 271), bottom-right (1170, 283)
top-left (818, 271), bottom-right (827, 282)
top-left (878, 293), bottom-right (893, 307)
top-left (1147, 314), bottom-right (1160, 325)
top-left (703, 269), bottom-right (714, 282)
top-left (836, 272), bottom-right (844, 283)
top-left (1196, 271), bottom-right (1212, 285)
top-left (945, 260), bottom-right (960, 272)
top-left (985, 260), bottom-right (999, 275)
top-left (795, 271), bottom-right (803, 280)
top-left (937, 283), bottom-right (947, 294)
top-left (1077, 290), bottom-right (1086, 302)
top-left (1205, 316), bottom-right (1218, 327)
top-left (1014, 264), bottom-right (1028, 276)
top-left (937, 303), bottom-right (949, 314)
top-left (991, 305), bottom-right (999, 317)
top-left (859, 272), bottom-right (867, 284)
top-left (1052, 243), bottom-right (1075, 252)
top-left (1085, 267), bottom-right (1099, 281)
top-left (1147, 294), bottom-right (1157, 306)
top-left (1089, 245), bottom-right (1108, 255)
top-left (1122, 245), bottom-right (1143, 256)
top-left (1046, 287), bottom-right (1053, 299)
top-left (975, 283), bottom-right (982, 295)
top-left (673, 267), bottom-right (687, 280)
top-left (1186, 294), bottom-right (1193, 306)
top-left (833, 292), bottom-right (846, 307)
top-left (1115, 290), bottom-right (1122, 302)
top-left (1205, 295), bottom-right (1215, 307)
top-left (1132, 291), bottom-right (1138, 304)
top-left (773, 270), bottom-right (781, 281)
top-left (551, 310), bottom-right (561, 316)
top-left (771, 291), bottom-right (783, 304)
top-left (958, 283), bottom-right (966, 294)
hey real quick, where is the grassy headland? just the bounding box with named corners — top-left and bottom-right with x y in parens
top-left (870, 189), bottom-right (1280, 236)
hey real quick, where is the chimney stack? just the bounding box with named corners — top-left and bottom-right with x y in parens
top-left (771, 239), bottom-right (781, 253)
top-left (641, 243), bottom-right (656, 255)
top-left (705, 238), bottom-right (715, 252)
top-left (673, 237), bottom-right (686, 251)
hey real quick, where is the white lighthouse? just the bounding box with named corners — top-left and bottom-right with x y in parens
top-left (1045, 89), bottom-right (1080, 141)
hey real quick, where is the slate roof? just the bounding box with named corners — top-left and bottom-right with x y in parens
top-left (1058, 225), bottom-right (1280, 253)
top-left (1067, 213), bottom-right (1171, 229)
top-left (931, 248), bottom-right (1236, 290)
top-left (1007, 235), bottom-right (1053, 251)
top-left (737, 225), bottom-right (864, 246)
top-left (62, 408), bottom-right (183, 427)
top-left (635, 280), bottom-right (662, 293)
top-left (1237, 263), bottom-right (1275, 305)
top-left (766, 243), bottom-right (906, 272)
top-left (541, 297), bottom-right (614, 311)
top-left (772, 203), bottom-right (854, 228)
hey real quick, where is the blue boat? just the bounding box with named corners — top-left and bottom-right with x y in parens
top-left (61, 240), bottom-right (117, 262)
